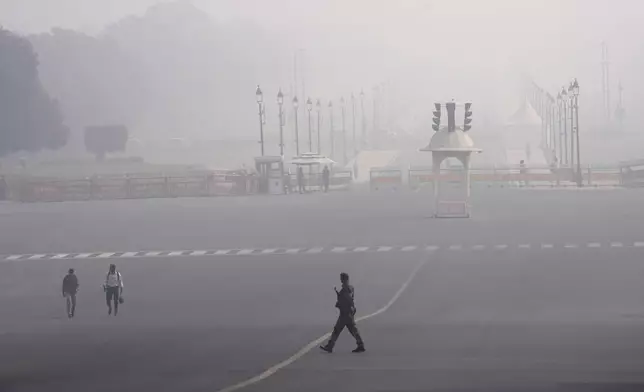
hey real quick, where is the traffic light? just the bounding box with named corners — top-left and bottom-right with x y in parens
top-left (432, 103), bottom-right (441, 131)
top-left (446, 102), bottom-right (456, 132)
top-left (463, 102), bottom-right (472, 131)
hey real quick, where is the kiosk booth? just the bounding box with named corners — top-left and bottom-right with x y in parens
top-left (254, 156), bottom-right (285, 195)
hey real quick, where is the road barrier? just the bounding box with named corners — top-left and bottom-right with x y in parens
top-left (619, 159), bottom-right (644, 187)
top-left (370, 167), bottom-right (403, 191)
top-left (11, 170), bottom-right (257, 202)
top-left (408, 165), bottom-right (621, 189)
top-left (288, 170), bottom-right (353, 192)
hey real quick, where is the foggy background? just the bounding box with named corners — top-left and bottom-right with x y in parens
top-left (1, 0), bottom-right (642, 165)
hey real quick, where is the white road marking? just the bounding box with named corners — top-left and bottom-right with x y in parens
top-left (3, 239), bottom-right (644, 263)
top-left (215, 256), bottom-right (429, 392)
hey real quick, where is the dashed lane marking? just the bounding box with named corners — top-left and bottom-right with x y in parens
top-left (3, 241), bottom-right (644, 262)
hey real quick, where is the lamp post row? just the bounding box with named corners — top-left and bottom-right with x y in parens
top-left (255, 85), bottom-right (370, 164)
top-left (528, 78), bottom-right (581, 187)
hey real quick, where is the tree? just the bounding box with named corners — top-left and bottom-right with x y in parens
top-left (84, 125), bottom-right (128, 161)
top-left (0, 28), bottom-right (68, 156)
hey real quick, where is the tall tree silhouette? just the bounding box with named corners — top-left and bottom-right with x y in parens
top-left (0, 28), bottom-right (68, 156)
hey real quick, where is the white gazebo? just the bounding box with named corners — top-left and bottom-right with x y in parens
top-left (420, 104), bottom-right (482, 218)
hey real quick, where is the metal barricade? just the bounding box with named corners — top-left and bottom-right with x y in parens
top-left (370, 167), bottom-right (402, 191)
top-left (619, 159), bottom-right (644, 187)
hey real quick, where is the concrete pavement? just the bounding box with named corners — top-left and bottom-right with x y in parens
top-left (1, 188), bottom-right (644, 391)
top-left (0, 188), bottom-right (643, 255)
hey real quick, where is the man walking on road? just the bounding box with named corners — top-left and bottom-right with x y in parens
top-left (104, 264), bottom-right (123, 316)
top-left (320, 272), bottom-right (365, 353)
top-left (62, 268), bottom-right (79, 318)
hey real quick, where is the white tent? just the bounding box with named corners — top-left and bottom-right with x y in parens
top-left (503, 99), bottom-right (544, 165)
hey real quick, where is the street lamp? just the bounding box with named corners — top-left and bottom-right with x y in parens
top-left (340, 96), bottom-right (347, 164)
top-left (560, 87), bottom-right (568, 166)
top-left (567, 83), bottom-right (575, 177)
top-left (328, 100), bottom-right (334, 158)
top-left (556, 92), bottom-right (563, 163)
top-left (316, 99), bottom-right (321, 154)
top-left (256, 85), bottom-right (264, 156)
top-left (277, 89), bottom-right (284, 156)
top-left (306, 98), bottom-right (313, 153)
top-left (360, 89), bottom-right (366, 148)
top-left (293, 96), bottom-right (300, 157)
top-left (351, 93), bottom-right (357, 157)
top-left (570, 78), bottom-right (581, 187)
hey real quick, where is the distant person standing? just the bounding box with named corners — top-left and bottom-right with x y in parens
top-left (0, 175), bottom-right (7, 200)
top-left (297, 166), bottom-right (305, 194)
top-left (104, 264), bottom-right (123, 316)
top-left (322, 165), bottom-right (330, 193)
top-left (62, 268), bottom-right (79, 318)
top-left (519, 159), bottom-right (528, 187)
top-left (320, 272), bottom-right (365, 353)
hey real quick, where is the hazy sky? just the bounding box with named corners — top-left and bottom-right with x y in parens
top-left (2, 0), bottom-right (642, 125)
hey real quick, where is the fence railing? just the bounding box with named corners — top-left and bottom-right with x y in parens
top-left (370, 167), bottom-right (403, 191)
top-left (619, 159), bottom-right (644, 187)
top-left (7, 171), bottom-right (257, 202)
top-left (406, 165), bottom-right (621, 189)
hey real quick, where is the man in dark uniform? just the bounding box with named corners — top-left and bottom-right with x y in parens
top-left (62, 268), bottom-right (79, 318)
top-left (322, 165), bottom-right (330, 193)
top-left (320, 272), bottom-right (365, 353)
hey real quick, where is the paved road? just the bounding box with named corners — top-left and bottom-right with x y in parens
top-left (0, 188), bottom-right (642, 255)
top-left (1, 189), bottom-right (644, 391)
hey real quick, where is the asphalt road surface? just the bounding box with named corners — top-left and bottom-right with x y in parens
top-left (1, 188), bottom-right (644, 392)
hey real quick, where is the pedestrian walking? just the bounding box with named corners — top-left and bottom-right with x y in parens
top-left (103, 264), bottom-right (123, 316)
top-left (322, 165), bottom-right (330, 193)
top-left (62, 268), bottom-right (79, 318)
top-left (320, 272), bottom-right (365, 353)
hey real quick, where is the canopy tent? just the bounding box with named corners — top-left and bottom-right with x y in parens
top-left (289, 152), bottom-right (336, 166)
